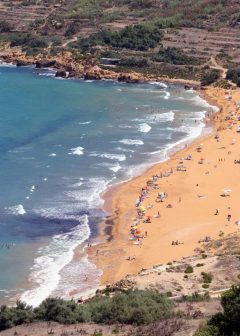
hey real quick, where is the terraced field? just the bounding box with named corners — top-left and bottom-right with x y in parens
top-left (163, 27), bottom-right (240, 64)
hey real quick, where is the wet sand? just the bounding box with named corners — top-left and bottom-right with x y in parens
top-left (89, 86), bottom-right (240, 286)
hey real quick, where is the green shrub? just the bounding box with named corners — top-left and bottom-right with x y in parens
top-left (201, 272), bottom-right (213, 284)
top-left (201, 69), bottom-right (220, 86)
top-left (9, 34), bottom-right (48, 49)
top-left (181, 292), bottom-right (210, 302)
top-left (120, 57), bottom-right (149, 68)
top-left (0, 301), bottom-right (34, 331)
top-left (77, 22), bottom-right (164, 51)
top-left (152, 47), bottom-right (200, 65)
top-left (226, 67), bottom-right (240, 87)
top-left (0, 290), bottom-right (174, 331)
top-left (0, 21), bottom-right (12, 32)
top-left (202, 284), bottom-right (210, 289)
top-left (184, 265), bottom-right (194, 274)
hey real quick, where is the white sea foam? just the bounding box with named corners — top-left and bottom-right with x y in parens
top-left (147, 111), bottom-right (175, 123)
top-left (89, 152), bottom-right (126, 161)
top-left (164, 91), bottom-right (171, 100)
top-left (68, 146), bottom-right (84, 155)
top-left (5, 204), bottom-right (26, 215)
top-left (119, 139), bottom-right (144, 145)
top-left (109, 163), bottom-right (121, 172)
top-left (48, 153), bottom-right (57, 157)
top-left (115, 147), bottom-right (135, 153)
top-left (119, 125), bottom-right (133, 129)
top-left (190, 94), bottom-right (219, 112)
top-left (0, 62), bottom-right (15, 67)
top-left (30, 185), bottom-right (35, 193)
top-left (149, 81), bottom-right (168, 88)
top-left (138, 123), bottom-right (152, 133)
top-left (38, 72), bottom-right (56, 77)
top-left (21, 214), bottom-right (90, 307)
top-left (78, 121), bottom-right (92, 125)
top-left (66, 177), bottom-right (109, 208)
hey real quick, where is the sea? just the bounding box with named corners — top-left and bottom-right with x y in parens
top-left (0, 64), bottom-right (217, 307)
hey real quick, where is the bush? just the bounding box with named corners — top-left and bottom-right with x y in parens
top-left (194, 285), bottom-right (240, 335)
top-left (0, 21), bottom-right (12, 32)
top-left (196, 263), bottom-right (204, 267)
top-left (201, 69), bottom-right (220, 86)
top-left (87, 290), bottom-right (174, 325)
top-left (0, 301), bottom-right (34, 331)
top-left (181, 292), bottom-right (210, 302)
top-left (152, 47), bottom-right (200, 65)
top-left (184, 265), bottom-right (194, 274)
top-left (201, 272), bottom-right (213, 284)
top-left (226, 67), bottom-right (240, 87)
top-left (77, 23), bottom-right (164, 51)
top-left (120, 57), bottom-right (149, 68)
top-left (0, 290), bottom-right (174, 331)
top-left (10, 34), bottom-right (48, 49)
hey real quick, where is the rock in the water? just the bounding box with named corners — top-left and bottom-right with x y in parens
top-left (55, 70), bottom-right (67, 78)
top-left (16, 60), bottom-right (29, 66)
top-left (118, 73), bottom-right (140, 83)
top-left (36, 60), bottom-right (56, 68)
top-left (84, 72), bottom-right (101, 80)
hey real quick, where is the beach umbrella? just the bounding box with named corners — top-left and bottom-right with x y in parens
top-left (235, 221), bottom-right (240, 225)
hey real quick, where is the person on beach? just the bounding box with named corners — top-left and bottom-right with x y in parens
top-left (227, 214), bottom-right (231, 221)
top-left (215, 209), bottom-right (219, 215)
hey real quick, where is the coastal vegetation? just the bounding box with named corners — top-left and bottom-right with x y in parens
top-left (2, 286), bottom-right (240, 335)
top-left (194, 285), bottom-right (240, 336)
top-left (226, 68), bottom-right (240, 87)
top-left (201, 69), bottom-right (221, 86)
top-left (0, 0), bottom-right (239, 82)
top-left (0, 290), bottom-right (174, 331)
top-left (75, 23), bottom-right (164, 51)
top-left (152, 47), bottom-right (201, 65)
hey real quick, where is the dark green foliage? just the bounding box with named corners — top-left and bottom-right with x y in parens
top-left (181, 292), bottom-right (210, 302)
top-left (153, 47), bottom-right (200, 65)
top-left (201, 272), bottom-right (213, 284)
top-left (0, 21), bottom-right (12, 32)
top-left (194, 324), bottom-right (219, 336)
top-left (0, 290), bottom-right (174, 331)
top-left (86, 289), bottom-right (173, 325)
top-left (35, 298), bottom-right (90, 324)
top-left (184, 265), bottom-right (194, 274)
top-left (194, 285), bottom-right (240, 336)
top-left (120, 57), bottom-right (149, 68)
top-left (9, 34), bottom-right (48, 49)
top-left (226, 67), bottom-right (240, 87)
top-left (196, 263), bottom-right (205, 267)
top-left (77, 23), bottom-right (163, 51)
top-left (0, 301), bottom-right (34, 331)
top-left (201, 69), bottom-right (220, 86)
top-left (65, 22), bottom-right (81, 37)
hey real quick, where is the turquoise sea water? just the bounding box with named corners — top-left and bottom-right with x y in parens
top-left (0, 64), bottom-right (216, 306)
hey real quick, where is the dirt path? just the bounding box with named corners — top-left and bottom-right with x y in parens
top-left (62, 37), bottom-right (78, 47)
top-left (209, 56), bottom-right (236, 86)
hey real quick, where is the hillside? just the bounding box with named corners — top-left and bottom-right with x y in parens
top-left (0, 0), bottom-right (239, 83)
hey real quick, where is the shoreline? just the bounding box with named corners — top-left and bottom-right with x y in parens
top-left (1, 60), bottom-right (236, 305)
top-left (0, 50), bottom-right (201, 86)
top-left (88, 85), bottom-right (240, 287)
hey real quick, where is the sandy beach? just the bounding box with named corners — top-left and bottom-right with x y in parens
top-left (89, 86), bottom-right (240, 286)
